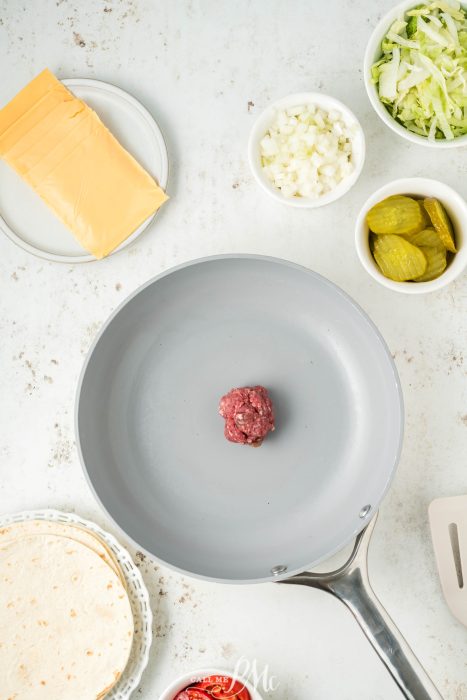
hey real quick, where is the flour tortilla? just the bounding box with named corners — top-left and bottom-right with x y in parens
top-left (0, 520), bottom-right (125, 586)
top-left (0, 534), bottom-right (134, 700)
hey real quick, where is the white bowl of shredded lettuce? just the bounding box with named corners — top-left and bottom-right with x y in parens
top-left (365, 0), bottom-right (467, 146)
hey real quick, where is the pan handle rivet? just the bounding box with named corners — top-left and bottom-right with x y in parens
top-left (359, 505), bottom-right (371, 518)
top-left (271, 564), bottom-right (288, 576)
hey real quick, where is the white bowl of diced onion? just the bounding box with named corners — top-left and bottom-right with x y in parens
top-left (247, 92), bottom-right (365, 208)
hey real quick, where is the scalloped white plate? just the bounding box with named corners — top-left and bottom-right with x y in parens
top-left (0, 509), bottom-right (153, 699)
top-left (0, 78), bottom-right (169, 263)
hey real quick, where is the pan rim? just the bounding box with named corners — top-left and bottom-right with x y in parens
top-left (75, 254), bottom-right (404, 584)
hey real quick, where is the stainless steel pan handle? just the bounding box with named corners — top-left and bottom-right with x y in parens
top-left (281, 514), bottom-right (443, 700)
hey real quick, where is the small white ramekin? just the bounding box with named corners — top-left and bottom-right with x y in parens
top-left (159, 668), bottom-right (264, 700)
top-left (364, 0), bottom-right (467, 148)
top-left (247, 92), bottom-right (365, 208)
top-left (355, 178), bottom-right (467, 294)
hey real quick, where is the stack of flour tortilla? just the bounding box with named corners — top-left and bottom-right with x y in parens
top-left (0, 519), bottom-right (134, 699)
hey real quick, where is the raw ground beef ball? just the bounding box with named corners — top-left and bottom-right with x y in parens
top-left (218, 385), bottom-right (275, 447)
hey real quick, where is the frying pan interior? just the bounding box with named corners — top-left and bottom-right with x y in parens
top-left (77, 256), bottom-right (403, 582)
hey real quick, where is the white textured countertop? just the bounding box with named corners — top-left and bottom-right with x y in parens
top-left (0, 1), bottom-right (466, 698)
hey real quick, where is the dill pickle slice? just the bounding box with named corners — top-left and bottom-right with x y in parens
top-left (423, 198), bottom-right (457, 253)
top-left (405, 227), bottom-right (444, 249)
top-left (413, 246), bottom-right (447, 282)
top-left (372, 234), bottom-right (427, 281)
top-left (367, 195), bottom-right (428, 236)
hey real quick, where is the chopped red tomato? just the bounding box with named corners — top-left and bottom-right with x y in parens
top-left (174, 689), bottom-right (212, 700)
top-left (174, 676), bottom-right (251, 700)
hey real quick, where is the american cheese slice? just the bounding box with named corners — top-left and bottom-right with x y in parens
top-left (0, 69), bottom-right (168, 258)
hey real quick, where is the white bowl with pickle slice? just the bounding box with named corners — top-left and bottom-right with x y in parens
top-left (355, 178), bottom-right (467, 293)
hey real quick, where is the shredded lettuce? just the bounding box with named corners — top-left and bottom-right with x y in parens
top-left (371, 1), bottom-right (467, 139)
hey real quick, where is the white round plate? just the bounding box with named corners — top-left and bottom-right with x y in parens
top-left (0, 509), bottom-right (153, 699)
top-left (0, 78), bottom-right (169, 263)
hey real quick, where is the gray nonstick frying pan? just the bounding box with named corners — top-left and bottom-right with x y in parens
top-left (76, 255), bottom-right (441, 700)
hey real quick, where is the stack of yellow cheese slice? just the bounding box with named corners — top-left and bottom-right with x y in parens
top-left (0, 69), bottom-right (168, 258)
top-left (0, 519), bottom-right (134, 700)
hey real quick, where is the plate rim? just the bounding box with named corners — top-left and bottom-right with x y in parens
top-left (0, 77), bottom-right (169, 264)
top-left (0, 507), bottom-right (153, 698)
top-left (75, 254), bottom-right (405, 584)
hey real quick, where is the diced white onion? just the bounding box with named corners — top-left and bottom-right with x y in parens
top-left (260, 103), bottom-right (356, 199)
